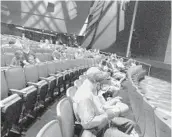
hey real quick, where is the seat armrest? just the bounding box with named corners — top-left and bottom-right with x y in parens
top-left (40, 77), bottom-right (49, 82)
top-left (9, 89), bottom-right (24, 96)
top-left (27, 82), bottom-right (39, 87)
top-left (50, 73), bottom-right (61, 77)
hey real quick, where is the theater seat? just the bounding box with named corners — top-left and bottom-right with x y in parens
top-left (37, 63), bottom-right (56, 100)
top-left (1, 70), bottom-right (9, 100)
top-left (1, 54), bottom-right (6, 67)
top-left (24, 64), bottom-right (48, 108)
top-left (47, 61), bottom-right (62, 96)
top-left (43, 53), bottom-right (52, 61)
top-left (36, 53), bottom-right (45, 62)
top-left (36, 120), bottom-right (62, 137)
top-left (57, 98), bottom-right (94, 137)
top-left (4, 53), bottom-right (14, 66)
top-left (66, 86), bottom-right (77, 102)
top-left (74, 80), bottom-right (83, 88)
top-left (5, 67), bottom-right (38, 121)
top-left (1, 94), bottom-right (23, 136)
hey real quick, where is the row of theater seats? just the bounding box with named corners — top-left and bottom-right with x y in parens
top-left (124, 65), bottom-right (171, 137)
top-left (1, 52), bottom-right (54, 67)
top-left (36, 74), bottom-right (91, 137)
top-left (1, 57), bottom-right (102, 137)
top-left (1, 47), bottom-right (53, 54)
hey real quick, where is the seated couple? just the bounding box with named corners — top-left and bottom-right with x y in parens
top-left (73, 72), bottom-right (136, 137)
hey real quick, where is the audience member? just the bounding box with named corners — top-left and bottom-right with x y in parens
top-left (22, 43), bottom-right (40, 64)
top-left (10, 50), bottom-right (25, 67)
top-left (74, 72), bottom-right (135, 137)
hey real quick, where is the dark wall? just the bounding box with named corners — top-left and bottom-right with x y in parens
top-left (134, 1), bottom-right (171, 61)
top-left (82, 1), bottom-right (171, 63)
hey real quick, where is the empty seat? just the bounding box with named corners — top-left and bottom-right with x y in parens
top-left (5, 67), bottom-right (38, 120)
top-left (37, 63), bottom-right (56, 99)
top-left (4, 53), bottom-right (14, 66)
top-left (36, 53), bottom-right (45, 62)
top-left (36, 120), bottom-right (62, 137)
top-left (43, 53), bottom-right (52, 61)
top-left (24, 64), bottom-right (48, 107)
top-left (1, 94), bottom-right (23, 136)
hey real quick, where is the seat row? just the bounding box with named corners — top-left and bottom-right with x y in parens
top-left (125, 65), bottom-right (171, 137)
top-left (1, 52), bottom-right (54, 67)
top-left (1, 47), bottom-right (53, 54)
top-left (1, 57), bottom-right (102, 137)
top-left (36, 74), bottom-right (94, 137)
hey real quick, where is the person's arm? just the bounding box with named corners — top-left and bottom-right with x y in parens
top-left (23, 60), bottom-right (30, 65)
top-left (77, 98), bottom-right (108, 130)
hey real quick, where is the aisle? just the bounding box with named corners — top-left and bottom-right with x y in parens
top-left (25, 96), bottom-right (64, 137)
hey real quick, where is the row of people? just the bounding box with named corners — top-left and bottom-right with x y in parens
top-left (72, 57), bottom-right (138, 137)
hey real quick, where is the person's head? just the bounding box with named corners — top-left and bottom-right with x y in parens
top-left (87, 72), bottom-right (109, 95)
top-left (99, 60), bottom-right (106, 68)
top-left (15, 50), bottom-right (23, 60)
top-left (9, 39), bottom-right (16, 46)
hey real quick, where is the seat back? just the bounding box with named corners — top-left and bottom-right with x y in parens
top-left (4, 53), bottom-right (14, 66)
top-left (79, 75), bottom-right (87, 81)
top-left (1, 94), bottom-right (23, 136)
top-left (47, 62), bottom-right (56, 75)
top-left (36, 53), bottom-right (45, 62)
top-left (24, 64), bottom-right (39, 83)
top-left (43, 53), bottom-right (52, 61)
top-left (57, 98), bottom-right (74, 137)
top-left (154, 109), bottom-right (171, 137)
top-left (36, 120), bottom-right (62, 137)
top-left (1, 70), bottom-right (9, 100)
top-left (3, 47), bottom-right (15, 53)
top-left (37, 63), bottom-right (49, 78)
top-left (66, 86), bottom-right (77, 101)
top-left (55, 61), bottom-right (63, 72)
top-left (5, 67), bottom-right (26, 90)
top-left (143, 97), bottom-right (156, 137)
top-left (74, 80), bottom-right (83, 88)
top-left (1, 54), bottom-right (6, 67)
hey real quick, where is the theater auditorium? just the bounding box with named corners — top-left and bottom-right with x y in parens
top-left (1, 1), bottom-right (171, 137)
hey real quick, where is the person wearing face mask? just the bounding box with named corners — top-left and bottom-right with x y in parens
top-left (74, 72), bottom-right (135, 137)
top-left (22, 43), bottom-right (40, 65)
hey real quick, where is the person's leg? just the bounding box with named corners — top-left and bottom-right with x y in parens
top-left (103, 127), bottom-right (131, 137)
top-left (111, 117), bottom-right (135, 134)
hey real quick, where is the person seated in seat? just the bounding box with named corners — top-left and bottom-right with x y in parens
top-left (74, 72), bottom-right (135, 137)
top-left (52, 47), bottom-right (61, 60)
top-left (124, 59), bottom-right (136, 68)
top-left (10, 50), bottom-right (25, 67)
top-left (22, 43), bottom-right (40, 65)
